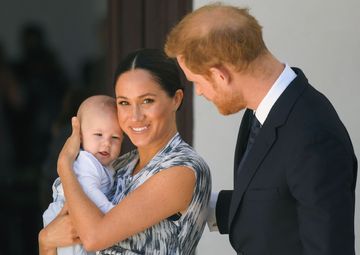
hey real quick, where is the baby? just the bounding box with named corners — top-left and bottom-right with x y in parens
top-left (43, 95), bottom-right (123, 255)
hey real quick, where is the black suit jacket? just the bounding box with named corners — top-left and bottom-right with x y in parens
top-left (216, 68), bottom-right (357, 255)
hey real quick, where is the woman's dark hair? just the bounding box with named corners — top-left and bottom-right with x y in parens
top-left (113, 48), bottom-right (184, 99)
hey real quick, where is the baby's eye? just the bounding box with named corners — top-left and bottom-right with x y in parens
top-left (112, 136), bottom-right (120, 140)
top-left (143, 98), bottom-right (154, 104)
top-left (94, 133), bottom-right (102, 137)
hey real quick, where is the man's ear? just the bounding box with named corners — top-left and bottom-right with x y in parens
top-left (209, 65), bottom-right (231, 86)
top-left (176, 55), bottom-right (185, 66)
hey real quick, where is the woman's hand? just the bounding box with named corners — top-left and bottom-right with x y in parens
top-left (39, 204), bottom-right (81, 254)
top-left (58, 117), bottom-right (81, 174)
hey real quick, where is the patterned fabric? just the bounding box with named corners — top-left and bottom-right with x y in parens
top-left (98, 133), bottom-right (211, 255)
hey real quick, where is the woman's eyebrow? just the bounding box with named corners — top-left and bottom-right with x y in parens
top-left (116, 93), bottom-right (157, 99)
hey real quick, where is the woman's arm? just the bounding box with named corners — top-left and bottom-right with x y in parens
top-left (58, 117), bottom-right (196, 251)
top-left (38, 205), bottom-right (80, 254)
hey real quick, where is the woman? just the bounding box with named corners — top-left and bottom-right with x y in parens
top-left (39, 48), bottom-right (211, 255)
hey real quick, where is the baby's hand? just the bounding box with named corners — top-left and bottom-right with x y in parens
top-left (57, 117), bottom-right (81, 173)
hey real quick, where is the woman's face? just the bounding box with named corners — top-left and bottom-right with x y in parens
top-left (115, 69), bottom-right (182, 152)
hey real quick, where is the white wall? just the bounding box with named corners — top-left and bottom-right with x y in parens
top-left (193, 1), bottom-right (360, 254)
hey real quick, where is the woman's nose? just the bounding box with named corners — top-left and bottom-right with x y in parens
top-left (131, 105), bottom-right (144, 121)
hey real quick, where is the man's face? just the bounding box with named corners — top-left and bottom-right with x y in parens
top-left (177, 57), bottom-right (216, 101)
top-left (177, 56), bottom-right (243, 115)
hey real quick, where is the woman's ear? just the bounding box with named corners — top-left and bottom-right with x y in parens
top-left (173, 89), bottom-right (184, 111)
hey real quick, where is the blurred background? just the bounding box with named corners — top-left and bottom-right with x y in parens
top-left (0, 1), bottom-right (107, 254)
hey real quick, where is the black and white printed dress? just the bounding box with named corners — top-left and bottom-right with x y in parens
top-left (98, 133), bottom-right (211, 255)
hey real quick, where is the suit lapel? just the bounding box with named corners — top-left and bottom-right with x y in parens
top-left (229, 125), bottom-right (277, 225)
top-left (233, 109), bottom-right (253, 174)
top-left (228, 68), bottom-right (309, 228)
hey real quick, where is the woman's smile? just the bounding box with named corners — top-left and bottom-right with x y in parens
top-left (130, 125), bottom-right (149, 133)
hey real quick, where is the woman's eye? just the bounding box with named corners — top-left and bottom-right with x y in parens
top-left (143, 98), bottom-right (154, 104)
top-left (118, 101), bottom-right (129, 106)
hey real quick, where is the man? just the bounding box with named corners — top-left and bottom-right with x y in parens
top-left (165, 3), bottom-right (357, 255)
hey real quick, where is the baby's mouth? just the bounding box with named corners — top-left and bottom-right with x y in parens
top-left (99, 151), bottom-right (109, 157)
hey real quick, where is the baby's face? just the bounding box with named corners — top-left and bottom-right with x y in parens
top-left (81, 111), bottom-right (123, 167)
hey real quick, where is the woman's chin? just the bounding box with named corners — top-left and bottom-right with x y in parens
top-left (128, 136), bottom-right (148, 148)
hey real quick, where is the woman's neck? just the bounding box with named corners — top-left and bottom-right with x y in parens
top-left (132, 129), bottom-right (178, 175)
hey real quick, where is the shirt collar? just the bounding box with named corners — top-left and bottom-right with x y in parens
top-left (255, 64), bottom-right (297, 125)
